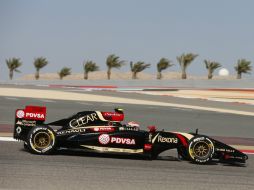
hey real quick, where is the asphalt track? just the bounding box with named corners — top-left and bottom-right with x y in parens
top-left (1, 93), bottom-right (254, 138)
top-left (1, 141), bottom-right (253, 190)
top-left (0, 86), bottom-right (254, 189)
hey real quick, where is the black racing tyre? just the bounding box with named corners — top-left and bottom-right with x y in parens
top-left (188, 136), bottom-right (214, 164)
top-left (27, 125), bottom-right (56, 154)
top-left (23, 141), bottom-right (29, 151)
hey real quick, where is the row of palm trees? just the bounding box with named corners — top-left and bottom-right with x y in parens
top-left (5, 53), bottom-right (252, 80)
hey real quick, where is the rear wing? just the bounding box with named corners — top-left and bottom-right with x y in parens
top-left (14, 105), bottom-right (46, 140)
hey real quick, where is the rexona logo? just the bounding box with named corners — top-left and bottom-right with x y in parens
top-left (98, 134), bottom-right (136, 145)
top-left (158, 135), bottom-right (178, 144)
top-left (25, 112), bottom-right (45, 119)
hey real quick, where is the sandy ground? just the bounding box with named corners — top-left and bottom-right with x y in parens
top-left (137, 90), bottom-right (254, 105)
top-left (19, 71), bottom-right (236, 80)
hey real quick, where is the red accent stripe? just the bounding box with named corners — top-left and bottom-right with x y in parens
top-left (101, 112), bottom-right (124, 121)
top-left (144, 144), bottom-right (152, 151)
top-left (175, 134), bottom-right (188, 147)
top-left (49, 85), bottom-right (117, 88)
top-left (240, 149), bottom-right (254, 154)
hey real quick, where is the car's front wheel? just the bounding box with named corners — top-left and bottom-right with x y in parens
top-left (188, 136), bottom-right (214, 164)
top-left (27, 125), bottom-right (56, 154)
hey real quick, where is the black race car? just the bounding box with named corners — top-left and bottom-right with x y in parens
top-left (14, 105), bottom-right (248, 165)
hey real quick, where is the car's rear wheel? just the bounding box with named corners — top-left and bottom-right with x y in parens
top-left (188, 136), bottom-right (214, 164)
top-left (27, 125), bottom-right (56, 154)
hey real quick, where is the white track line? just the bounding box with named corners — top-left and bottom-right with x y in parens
top-left (5, 97), bottom-right (19, 101)
top-left (77, 102), bottom-right (93, 105)
top-left (0, 137), bottom-right (17, 142)
top-left (171, 107), bottom-right (193, 111)
top-left (40, 99), bottom-right (56, 103)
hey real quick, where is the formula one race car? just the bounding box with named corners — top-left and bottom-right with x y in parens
top-left (14, 105), bottom-right (248, 165)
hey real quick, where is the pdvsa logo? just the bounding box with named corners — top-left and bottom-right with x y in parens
top-left (26, 112), bottom-right (45, 119)
top-left (111, 137), bottom-right (135, 145)
top-left (98, 134), bottom-right (136, 145)
top-left (93, 127), bottom-right (114, 132)
top-left (16, 110), bottom-right (25, 118)
top-left (98, 134), bottom-right (110, 145)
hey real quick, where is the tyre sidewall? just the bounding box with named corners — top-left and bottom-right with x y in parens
top-left (188, 136), bottom-right (214, 164)
top-left (27, 126), bottom-right (56, 154)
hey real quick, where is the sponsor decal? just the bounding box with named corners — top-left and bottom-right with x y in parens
top-left (42, 145), bottom-right (53, 153)
top-left (16, 110), bottom-right (25, 118)
top-left (103, 112), bottom-right (122, 117)
top-left (98, 134), bottom-right (110, 145)
top-left (25, 112), bottom-right (45, 119)
top-left (69, 113), bottom-right (98, 128)
top-left (57, 128), bottom-right (86, 135)
top-left (16, 120), bottom-right (36, 127)
top-left (193, 137), bottom-right (204, 142)
top-left (101, 112), bottom-right (124, 121)
top-left (98, 134), bottom-right (136, 145)
top-left (216, 148), bottom-right (235, 153)
top-left (158, 135), bottom-right (178, 144)
top-left (149, 133), bottom-right (152, 143)
top-left (111, 137), bottom-right (135, 145)
top-left (119, 127), bottom-right (139, 131)
top-left (16, 121), bottom-right (23, 125)
top-left (152, 133), bottom-right (160, 143)
top-left (93, 127), bottom-right (114, 132)
top-left (144, 144), bottom-right (152, 151)
top-left (81, 145), bottom-right (143, 153)
top-left (16, 126), bottom-right (22, 134)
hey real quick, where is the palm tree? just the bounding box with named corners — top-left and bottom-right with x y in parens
top-left (157, 58), bottom-right (173, 79)
top-left (6, 58), bottom-right (22, 80)
top-left (106, 54), bottom-right (125, 80)
top-left (58, 67), bottom-right (71, 80)
top-left (83, 60), bottom-right (99, 80)
top-left (234, 59), bottom-right (252, 79)
top-left (204, 60), bottom-right (221, 79)
top-left (34, 57), bottom-right (48, 80)
top-left (130, 61), bottom-right (150, 79)
top-left (177, 53), bottom-right (198, 79)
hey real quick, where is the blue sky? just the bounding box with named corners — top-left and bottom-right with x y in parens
top-left (0, 0), bottom-right (254, 79)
